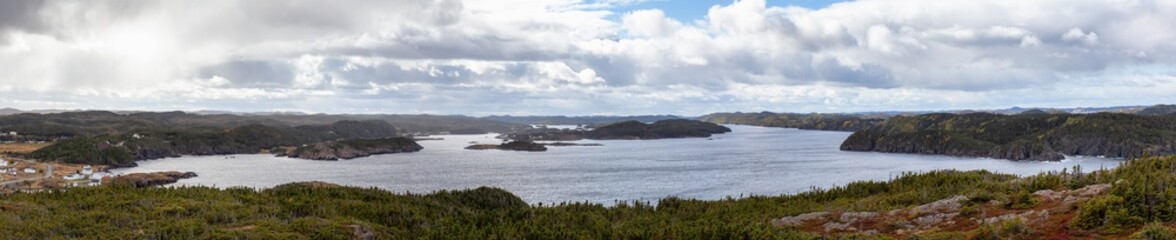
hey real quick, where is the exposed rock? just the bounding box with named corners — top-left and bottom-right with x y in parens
top-left (912, 195), bottom-right (968, 215)
top-left (913, 213), bottom-right (959, 229)
top-left (981, 210), bottom-right (1049, 225)
top-left (823, 221), bottom-right (854, 232)
top-left (348, 224), bottom-right (375, 240)
top-left (839, 212), bottom-right (880, 223)
top-left (1033, 189), bottom-right (1064, 201)
top-left (1074, 184), bottom-right (1111, 197)
top-left (771, 212), bottom-right (830, 227)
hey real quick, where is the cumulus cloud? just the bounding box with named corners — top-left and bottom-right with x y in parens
top-left (0, 0), bottom-right (1174, 115)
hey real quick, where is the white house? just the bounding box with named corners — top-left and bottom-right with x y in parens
top-left (22, 168), bottom-right (36, 174)
top-left (81, 165), bottom-right (93, 175)
top-left (64, 173), bottom-right (85, 181)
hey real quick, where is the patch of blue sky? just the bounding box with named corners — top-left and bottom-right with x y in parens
top-left (605, 0), bottom-right (851, 22)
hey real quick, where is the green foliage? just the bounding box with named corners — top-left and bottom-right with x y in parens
top-left (1131, 222), bottom-right (1176, 240)
top-left (0, 167), bottom-right (1056, 239)
top-left (1004, 191), bottom-right (1039, 209)
top-left (1073, 156), bottom-right (1176, 233)
top-left (27, 136), bottom-right (136, 167)
top-left (968, 218), bottom-right (1032, 240)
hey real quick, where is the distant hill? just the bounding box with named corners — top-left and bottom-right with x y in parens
top-left (0, 111), bottom-right (526, 137)
top-left (1140, 104), bottom-right (1176, 116)
top-left (697, 112), bottom-right (882, 131)
top-left (483, 115), bottom-right (683, 126)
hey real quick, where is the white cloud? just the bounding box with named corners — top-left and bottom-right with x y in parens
top-left (0, 0), bottom-right (1173, 115)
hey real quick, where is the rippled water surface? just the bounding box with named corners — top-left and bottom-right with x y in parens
top-left (113, 125), bottom-right (1121, 204)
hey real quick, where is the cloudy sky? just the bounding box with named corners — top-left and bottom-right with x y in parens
top-left (1, 0), bottom-right (1174, 115)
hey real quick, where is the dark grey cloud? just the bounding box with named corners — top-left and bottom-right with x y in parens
top-left (0, 0), bottom-right (45, 43)
top-left (198, 60), bottom-right (296, 88)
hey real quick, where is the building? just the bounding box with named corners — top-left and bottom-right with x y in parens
top-left (64, 173), bottom-right (85, 181)
top-left (22, 168), bottom-right (36, 174)
top-left (81, 165), bottom-right (93, 175)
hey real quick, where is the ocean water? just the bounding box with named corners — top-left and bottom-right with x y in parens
top-left (112, 125), bottom-right (1121, 205)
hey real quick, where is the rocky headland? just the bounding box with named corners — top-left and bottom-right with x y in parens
top-left (107, 171), bottom-right (198, 188)
top-left (841, 112), bottom-right (1176, 161)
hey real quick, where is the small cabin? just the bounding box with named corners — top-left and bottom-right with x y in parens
top-left (22, 168), bottom-right (36, 174)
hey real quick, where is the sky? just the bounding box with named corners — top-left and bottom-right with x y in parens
top-left (1, 0), bottom-right (1174, 116)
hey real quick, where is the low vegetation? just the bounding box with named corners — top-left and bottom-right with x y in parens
top-left (4, 155), bottom-right (1175, 238)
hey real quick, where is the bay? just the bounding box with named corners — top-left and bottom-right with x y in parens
top-left (112, 125), bottom-right (1121, 205)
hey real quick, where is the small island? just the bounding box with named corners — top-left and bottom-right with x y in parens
top-left (275, 137), bottom-right (423, 161)
top-left (466, 140), bottom-right (548, 152)
top-left (501, 119), bottom-right (732, 141)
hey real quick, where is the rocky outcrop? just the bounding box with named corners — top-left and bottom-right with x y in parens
top-left (466, 141), bottom-right (547, 152)
top-left (772, 184), bottom-right (1112, 236)
top-left (278, 137), bottom-right (423, 160)
top-left (108, 171), bottom-right (198, 188)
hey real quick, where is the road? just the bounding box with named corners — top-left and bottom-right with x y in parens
top-left (0, 160), bottom-right (53, 187)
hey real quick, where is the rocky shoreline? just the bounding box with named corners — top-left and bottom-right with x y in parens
top-left (108, 171), bottom-right (198, 188)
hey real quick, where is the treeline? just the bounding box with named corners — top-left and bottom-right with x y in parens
top-left (28, 120), bottom-right (408, 167)
top-left (5, 156), bottom-right (1176, 238)
top-left (841, 112), bottom-right (1176, 161)
top-left (0, 110), bottom-right (526, 138)
top-left (503, 119), bottom-right (732, 141)
top-left (484, 115), bottom-right (684, 126)
top-left (697, 112), bottom-right (883, 131)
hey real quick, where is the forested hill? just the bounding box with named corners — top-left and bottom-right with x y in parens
top-left (28, 120), bottom-right (413, 167)
top-left (0, 111), bottom-right (526, 139)
top-left (840, 112), bottom-right (1176, 161)
top-left (500, 119), bottom-right (732, 141)
top-left (483, 115), bottom-right (684, 126)
top-left (697, 112), bottom-right (883, 131)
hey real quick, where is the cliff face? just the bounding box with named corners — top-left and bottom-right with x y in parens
top-left (584, 119), bottom-right (731, 140)
top-left (279, 137), bottom-right (424, 161)
top-left (841, 113), bottom-right (1176, 161)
